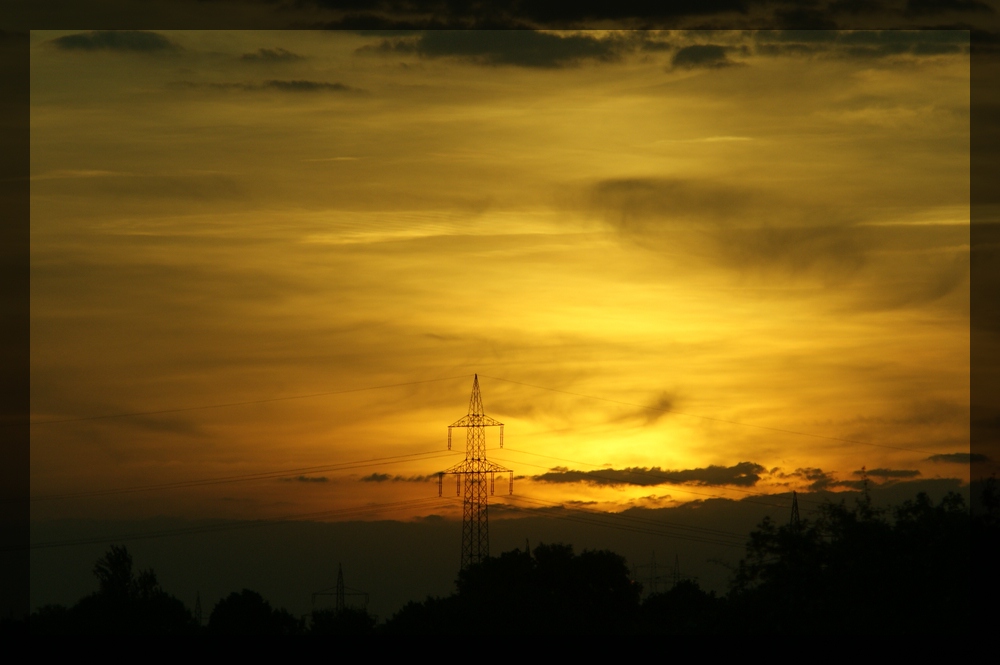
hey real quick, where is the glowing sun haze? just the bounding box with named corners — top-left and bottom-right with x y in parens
top-left (30, 30), bottom-right (970, 523)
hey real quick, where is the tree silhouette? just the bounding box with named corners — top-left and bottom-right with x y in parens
top-left (727, 492), bottom-right (969, 634)
top-left (385, 543), bottom-right (641, 634)
top-left (308, 607), bottom-right (377, 635)
top-left (92, 545), bottom-right (159, 602)
top-left (208, 589), bottom-right (302, 635)
top-left (31, 545), bottom-right (197, 635)
top-left (973, 475), bottom-right (999, 634)
top-left (640, 579), bottom-right (721, 635)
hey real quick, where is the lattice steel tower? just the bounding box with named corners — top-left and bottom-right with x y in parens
top-left (439, 374), bottom-right (512, 569)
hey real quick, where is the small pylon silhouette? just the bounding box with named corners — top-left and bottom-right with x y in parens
top-left (336, 563), bottom-right (345, 613)
top-left (439, 375), bottom-right (512, 570)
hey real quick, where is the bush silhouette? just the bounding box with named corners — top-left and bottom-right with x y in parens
top-left (208, 589), bottom-right (302, 635)
top-left (386, 543), bottom-right (641, 634)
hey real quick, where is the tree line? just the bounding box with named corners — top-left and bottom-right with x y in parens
top-left (17, 482), bottom-right (990, 635)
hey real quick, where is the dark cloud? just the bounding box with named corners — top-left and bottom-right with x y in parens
top-left (854, 468), bottom-right (921, 479)
top-left (362, 31), bottom-right (649, 68)
top-left (589, 178), bottom-right (758, 230)
top-left (777, 467), bottom-right (839, 490)
top-left (589, 177), bottom-right (867, 278)
top-left (172, 80), bottom-right (358, 93)
top-left (927, 452), bottom-right (992, 463)
top-left (329, 17), bottom-right (975, 61)
top-left (325, 14), bottom-right (525, 30)
top-left (589, 178), bottom-right (968, 300)
top-left (534, 461), bottom-right (766, 487)
top-left (314, 1), bottom-right (751, 29)
top-left (904, 0), bottom-right (995, 16)
top-left (261, 79), bottom-right (354, 92)
top-left (753, 29), bottom-right (970, 58)
top-left (773, 7), bottom-right (842, 30)
top-left (781, 466), bottom-right (933, 490)
top-left (671, 44), bottom-right (740, 69)
top-left (754, 30), bottom-right (842, 43)
top-left (241, 47), bottom-right (305, 62)
top-left (50, 31), bottom-right (179, 53)
top-left (360, 473), bottom-right (432, 483)
top-left (828, 0), bottom-right (887, 13)
top-left (828, 478), bottom-right (870, 490)
top-left (718, 224), bottom-right (866, 277)
top-left (506, 0), bottom-right (753, 24)
top-left (611, 391), bottom-right (678, 426)
top-left (281, 475), bottom-right (329, 483)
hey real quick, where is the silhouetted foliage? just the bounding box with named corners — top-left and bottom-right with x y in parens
top-left (308, 607), bottom-right (377, 635)
top-left (971, 475), bottom-right (999, 633)
top-left (30, 545), bottom-right (197, 635)
top-left (0, 614), bottom-right (29, 637)
top-left (385, 543), bottom-right (641, 634)
top-left (208, 589), bottom-right (302, 636)
top-left (727, 492), bottom-right (969, 634)
top-left (640, 579), bottom-right (721, 635)
top-left (93, 545), bottom-right (159, 602)
top-left (27, 486), bottom-right (977, 635)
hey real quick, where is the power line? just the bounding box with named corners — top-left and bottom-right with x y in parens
top-left (31, 370), bottom-right (946, 458)
top-left (30, 449), bottom-right (461, 502)
top-left (30, 375), bottom-right (471, 426)
top-left (479, 374), bottom-right (943, 456)
top-left (27, 371), bottom-right (947, 516)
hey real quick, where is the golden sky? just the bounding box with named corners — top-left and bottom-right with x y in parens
top-left (30, 30), bottom-right (972, 523)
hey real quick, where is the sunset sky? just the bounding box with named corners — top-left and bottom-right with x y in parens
top-left (30, 29), bottom-right (974, 526)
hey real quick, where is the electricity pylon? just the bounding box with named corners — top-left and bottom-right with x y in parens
top-left (439, 374), bottom-right (512, 570)
top-left (336, 563), bottom-right (345, 613)
top-left (311, 563), bottom-right (369, 612)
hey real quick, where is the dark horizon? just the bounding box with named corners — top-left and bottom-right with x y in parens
top-left (29, 479), bottom-right (972, 621)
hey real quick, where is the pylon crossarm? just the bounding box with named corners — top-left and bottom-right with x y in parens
top-left (443, 460), bottom-right (471, 474)
top-left (443, 459), bottom-right (510, 474)
top-left (449, 414), bottom-right (503, 428)
top-left (482, 460), bottom-right (510, 473)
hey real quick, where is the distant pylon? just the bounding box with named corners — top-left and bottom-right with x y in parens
top-left (336, 563), bottom-right (345, 613)
top-left (439, 374), bottom-right (512, 570)
top-left (311, 564), bottom-right (369, 611)
top-left (790, 490), bottom-right (801, 527)
top-left (645, 551), bottom-right (659, 595)
top-left (671, 554), bottom-right (681, 588)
